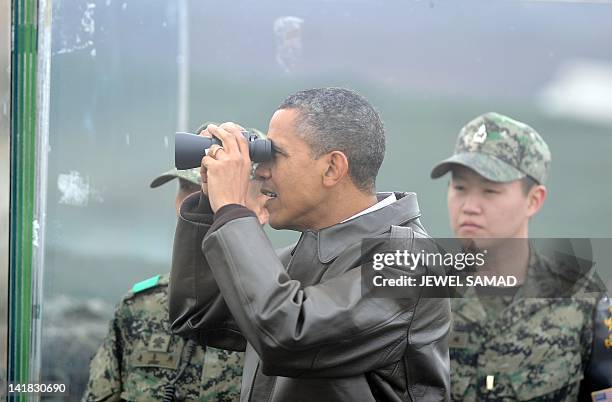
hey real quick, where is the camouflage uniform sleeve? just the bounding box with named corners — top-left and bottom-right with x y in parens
top-left (81, 304), bottom-right (125, 402)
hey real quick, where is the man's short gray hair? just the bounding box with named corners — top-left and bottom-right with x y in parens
top-left (278, 87), bottom-right (385, 193)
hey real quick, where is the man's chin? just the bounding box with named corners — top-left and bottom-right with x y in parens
top-left (269, 221), bottom-right (283, 230)
top-left (269, 214), bottom-right (303, 231)
top-left (268, 215), bottom-right (287, 230)
top-left (456, 226), bottom-right (484, 237)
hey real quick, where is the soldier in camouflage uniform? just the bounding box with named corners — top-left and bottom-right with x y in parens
top-left (82, 168), bottom-right (247, 402)
top-left (431, 112), bottom-right (611, 401)
top-left (83, 125), bottom-right (270, 402)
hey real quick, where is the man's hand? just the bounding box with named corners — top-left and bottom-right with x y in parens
top-left (202, 122), bottom-right (252, 212)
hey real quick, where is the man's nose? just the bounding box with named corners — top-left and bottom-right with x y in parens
top-left (462, 193), bottom-right (482, 215)
top-left (254, 162), bottom-right (271, 181)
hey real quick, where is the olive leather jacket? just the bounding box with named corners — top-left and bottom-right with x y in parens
top-left (169, 192), bottom-right (451, 401)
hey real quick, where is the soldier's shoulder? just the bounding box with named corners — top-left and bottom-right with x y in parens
top-left (123, 273), bottom-right (169, 300)
top-left (112, 274), bottom-right (171, 333)
top-left (113, 274), bottom-right (170, 318)
top-left (535, 252), bottom-right (605, 297)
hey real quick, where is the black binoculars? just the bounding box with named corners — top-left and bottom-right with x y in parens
top-left (175, 131), bottom-right (274, 170)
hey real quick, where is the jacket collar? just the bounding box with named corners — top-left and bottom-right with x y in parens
top-left (313, 192), bottom-right (421, 263)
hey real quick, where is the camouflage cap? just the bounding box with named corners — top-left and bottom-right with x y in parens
top-left (149, 167), bottom-right (200, 188)
top-left (195, 122), bottom-right (266, 140)
top-left (430, 112), bottom-right (551, 184)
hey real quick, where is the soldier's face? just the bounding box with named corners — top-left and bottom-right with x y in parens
top-left (447, 166), bottom-right (541, 242)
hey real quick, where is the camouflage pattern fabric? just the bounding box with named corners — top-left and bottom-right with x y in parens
top-left (449, 250), bottom-right (598, 401)
top-left (431, 112), bottom-right (551, 184)
top-left (150, 168), bottom-right (201, 189)
top-left (82, 274), bottom-right (243, 402)
top-left (194, 122), bottom-right (265, 140)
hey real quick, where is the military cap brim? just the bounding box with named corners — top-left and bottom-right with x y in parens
top-left (430, 152), bottom-right (526, 183)
top-left (150, 168), bottom-right (200, 188)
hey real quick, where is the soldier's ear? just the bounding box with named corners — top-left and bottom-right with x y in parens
top-left (526, 185), bottom-right (547, 218)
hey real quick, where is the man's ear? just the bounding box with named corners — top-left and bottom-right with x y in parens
top-left (322, 151), bottom-right (349, 187)
top-left (527, 185), bottom-right (547, 218)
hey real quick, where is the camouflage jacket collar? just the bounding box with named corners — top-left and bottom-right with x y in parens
top-left (452, 246), bottom-right (555, 326)
top-left (452, 243), bottom-right (600, 330)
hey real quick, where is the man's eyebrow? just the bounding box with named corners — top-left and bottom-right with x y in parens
top-left (272, 143), bottom-right (289, 156)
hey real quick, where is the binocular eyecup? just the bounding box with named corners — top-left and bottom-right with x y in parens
top-left (175, 131), bottom-right (274, 170)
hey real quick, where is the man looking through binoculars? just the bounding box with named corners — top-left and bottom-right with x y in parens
top-left (169, 87), bottom-right (451, 402)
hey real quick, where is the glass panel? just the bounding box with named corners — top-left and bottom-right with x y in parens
top-left (39, 0), bottom-right (612, 400)
top-left (1, 0), bottom-right (11, 392)
top-left (41, 0), bottom-right (183, 399)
